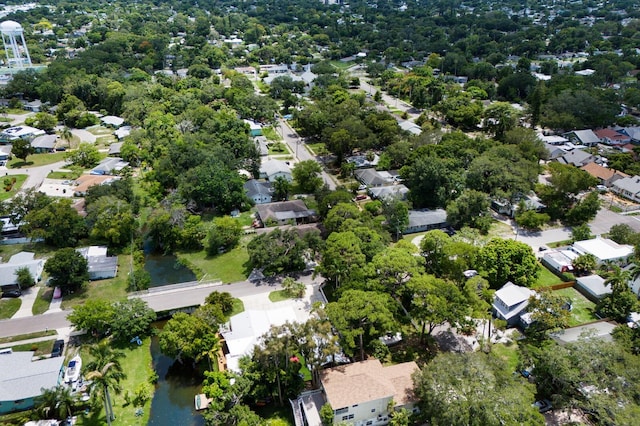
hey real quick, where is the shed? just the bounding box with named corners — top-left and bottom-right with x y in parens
top-left (575, 275), bottom-right (612, 302)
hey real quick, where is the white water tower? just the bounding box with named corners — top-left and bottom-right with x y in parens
top-left (0, 20), bottom-right (32, 68)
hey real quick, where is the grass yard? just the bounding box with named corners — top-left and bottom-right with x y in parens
top-left (488, 220), bottom-right (514, 239)
top-left (269, 290), bottom-right (292, 303)
top-left (0, 242), bottom-right (56, 262)
top-left (0, 297), bottom-right (21, 319)
top-left (177, 243), bottom-right (250, 283)
top-left (554, 287), bottom-right (597, 327)
top-left (47, 169), bottom-right (82, 180)
top-left (0, 174), bottom-right (27, 201)
top-left (268, 141), bottom-right (290, 155)
top-left (231, 298), bottom-right (245, 317)
top-left (0, 330), bottom-right (57, 345)
top-left (490, 342), bottom-right (521, 372)
top-left (533, 264), bottom-right (565, 288)
top-left (255, 405), bottom-right (294, 426)
top-left (76, 338), bottom-right (153, 426)
top-left (11, 339), bottom-right (57, 357)
top-left (32, 285), bottom-right (53, 315)
top-left (305, 142), bottom-right (328, 156)
top-left (61, 254), bottom-right (131, 309)
top-left (548, 239), bottom-right (572, 248)
top-left (262, 126), bottom-right (282, 141)
top-left (8, 151), bottom-right (67, 168)
top-left (330, 60), bottom-right (354, 70)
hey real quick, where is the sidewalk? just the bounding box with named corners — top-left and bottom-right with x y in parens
top-left (0, 326), bottom-right (77, 351)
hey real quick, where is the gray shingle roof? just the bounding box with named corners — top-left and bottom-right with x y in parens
top-left (0, 351), bottom-right (64, 401)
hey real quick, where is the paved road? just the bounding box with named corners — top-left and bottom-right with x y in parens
top-left (0, 275), bottom-right (316, 339)
top-left (278, 118), bottom-right (337, 190)
top-left (1, 160), bottom-right (68, 191)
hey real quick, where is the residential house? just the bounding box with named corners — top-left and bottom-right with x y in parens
top-left (113, 126), bottom-right (131, 140)
top-left (244, 120), bottom-right (263, 137)
top-left (542, 249), bottom-right (579, 274)
top-left (29, 134), bottom-right (57, 153)
top-left (0, 252), bottom-right (44, 288)
top-left (354, 169), bottom-right (392, 188)
top-left (77, 246), bottom-right (118, 280)
top-left (544, 142), bottom-right (567, 160)
top-left (403, 209), bottom-right (448, 234)
top-left (0, 126), bottom-right (45, 144)
top-left (100, 115), bottom-right (125, 128)
top-left (314, 359), bottom-right (419, 426)
top-left (90, 157), bottom-right (129, 175)
top-left (612, 176), bottom-right (640, 202)
top-left (615, 126), bottom-right (640, 143)
top-left (572, 237), bottom-right (634, 265)
top-left (244, 179), bottom-right (273, 205)
top-left (581, 162), bottom-right (628, 187)
top-left (254, 136), bottom-right (269, 156)
top-left (0, 145), bottom-right (11, 161)
top-left (259, 159), bottom-right (292, 182)
top-left (398, 120), bottom-right (422, 135)
top-left (73, 175), bottom-right (120, 197)
top-left (538, 134), bottom-right (569, 145)
top-left (575, 275), bottom-right (612, 302)
top-left (557, 149), bottom-right (594, 167)
top-left (368, 185), bottom-right (409, 201)
top-left (108, 142), bottom-right (123, 156)
top-left (564, 129), bottom-right (600, 147)
top-left (346, 154), bottom-right (380, 169)
top-left (492, 282), bottom-right (535, 327)
top-left (620, 143), bottom-right (636, 154)
top-left (22, 99), bottom-right (42, 112)
top-left (255, 200), bottom-right (316, 226)
top-left (594, 128), bottom-right (631, 146)
top-left (0, 350), bottom-right (65, 414)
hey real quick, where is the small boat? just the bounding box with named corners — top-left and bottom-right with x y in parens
top-left (64, 355), bottom-right (82, 384)
top-left (194, 393), bottom-right (212, 411)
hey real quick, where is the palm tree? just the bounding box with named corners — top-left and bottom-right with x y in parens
top-left (60, 126), bottom-right (73, 149)
top-left (85, 340), bottom-right (126, 426)
top-left (35, 385), bottom-right (78, 421)
top-left (198, 333), bottom-right (222, 372)
top-left (605, 265), bottom-right (632, 294)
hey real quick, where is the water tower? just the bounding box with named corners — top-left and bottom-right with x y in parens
top-left (0, 20), bottom-right (32, 68)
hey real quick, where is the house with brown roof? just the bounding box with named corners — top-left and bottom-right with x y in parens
top-left (594, 128), bottom-right (631, 146)
top-left (317, 359), bottom-right (419, 425)
top-left (580, 162), bottom-right (628, 187)
top-left (255, 200), bottom-right (316, 226)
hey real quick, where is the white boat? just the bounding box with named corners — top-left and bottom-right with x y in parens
top-left (64, 355), bottom-right (82, 384)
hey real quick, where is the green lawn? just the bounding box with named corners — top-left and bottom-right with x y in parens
top-left (262, 126), bottom-right (282, 141)
top-left (548, 239), bottom-right (572, 248)
top-left (0, 330), bottom-right (56, 345)
top-left (231, 298), bottom-right (245, 317)
top-left (0, 174), bottom-right (27, 201)
top-left (177, 243), bottom-right (251, 283)
top-left (8, 151), bottom-right (67, 168)
top-left (62, 254), bottom-right (131, 309)
top-left (268, 142), bottom-right (290, 155)
top-left (47, 169), bottom-right (82, 180)
top-left (554, 287), bottom-right (597, 327)
top-left (533, 264), bottom-right (565, 289)
top-left (490, 342), bottom-right (521, 372)
top-left (305, 142), bottom-right (328, 156)
top-left (11, 339), bottom-right (57, 357)
top-left (0, 297), bottom-right (21, 319)
top-left (269, 290), bottom-right (293, 302)
top-left (0, 242), bottom-right (56, 262)
top-left (330, 60), bottom-right (354, 70)
top-left (488, 220), bottom-right (514, 239)
top-left (32, 285), bottom-right (53, 315)
top-left (76, 338), bottom-right (153, 426)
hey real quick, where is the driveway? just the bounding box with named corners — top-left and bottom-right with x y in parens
top-left (1, 160), bottom-right (68, 191)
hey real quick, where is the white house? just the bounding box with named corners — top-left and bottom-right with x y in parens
top-left (542, 249), bottom-right (579, 274)
top-left (319, 359), bottom-right (419, 425)
top-left (575, 275), bottom-right (612, 302)
top-left (572, 237), bottom-right (634, 265)
top-left (0, 252), bottom-right (44, 288)
top-left (244, 179), bottom-right (273, 205)
top-left (492, 282), bottom-right (535, 327)
top-left (259, 159), bottom-right (292, 182)
top-left (77, 246), bottom-right (118, 280)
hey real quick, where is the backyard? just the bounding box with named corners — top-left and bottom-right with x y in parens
top-left (177, 242), bottom-right (251, 283)
top-left (0, 174), bottom-right (27, 201)
top-left (554, 287), bottom-right (597, 327)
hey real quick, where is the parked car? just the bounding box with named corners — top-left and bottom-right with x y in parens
top-left (533, 399), bottom-right (552, 413)
top-left (1, 289), bottom-right (21, 298)
top-left (51, 340), bottom-right (64, 357)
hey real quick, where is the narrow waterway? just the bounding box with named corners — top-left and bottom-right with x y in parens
top-left (144, 255), bottom-right (196, 287)
top-left (147, 331), bottom-right (205, 425)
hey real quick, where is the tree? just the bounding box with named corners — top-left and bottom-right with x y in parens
top-left (45, 248), bottom-right (89, 294)
top-left (571, 224), bottom-right (593, 242)
top-left (598, 266), bottom-right (637, 322)
top-left (27, 112), bottom-right (57, 132)
top-left (414, 352), bottom-right (543, 426)
top-left (318, 231), bottom-right (367, 289)
top-left (409, 274), bottom-right (470, 339)
top-left (35, 386), bottom-right (78, 422)
top-left (159, 312), bottom-right (220, 367)
top-left (272, 175), bottom-right (291, 201)
top-left (205, 291), bottom-right (235, 316)
top-left (482, 102), bottom-right (519, 140)
top-left (206, 216), bottom-right (242, 255)
top-left (526, 289), bottom-right (571, 339)
top-left (67, 299), bottom-right (115, 337)
top-left (11, 138), bottom-right (34, 163)
top-left (15, 266), bottom-right (35, 289)
top-left (515, 209), bottom-right (549, 231)
top-left (23, 199), bottom-right (87, 247)
top-left (477, 238), bottom-right (539, 288)
top-left (281, 277), bottom-right (306, 298)
top-left (65, 142), bottom-right (101, 168)
top-left (572, 253), bottom-right (597, 276)
top-left (292, 160), bottom-right (323, 193)
top-left (326, 290), bottom-right (396, 360)
top-left (369, 241), bottom-right (424, 297)
top-left (608, 224), bottom-right (638, 245)
top-left (86, 196), bottom-right (136, 247)
top-left (85, 340), bottom-right (127, 426)
top-left (446, 190), bottom-right (492, 234)
top-left (109, 298), bottom-right (156, 343)
top-left (382, 197), bottom-right (409, 240)
top-left (320, 403), bottom-right (334, 426)
top-left (247, 228), bottom-right (308, 276)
